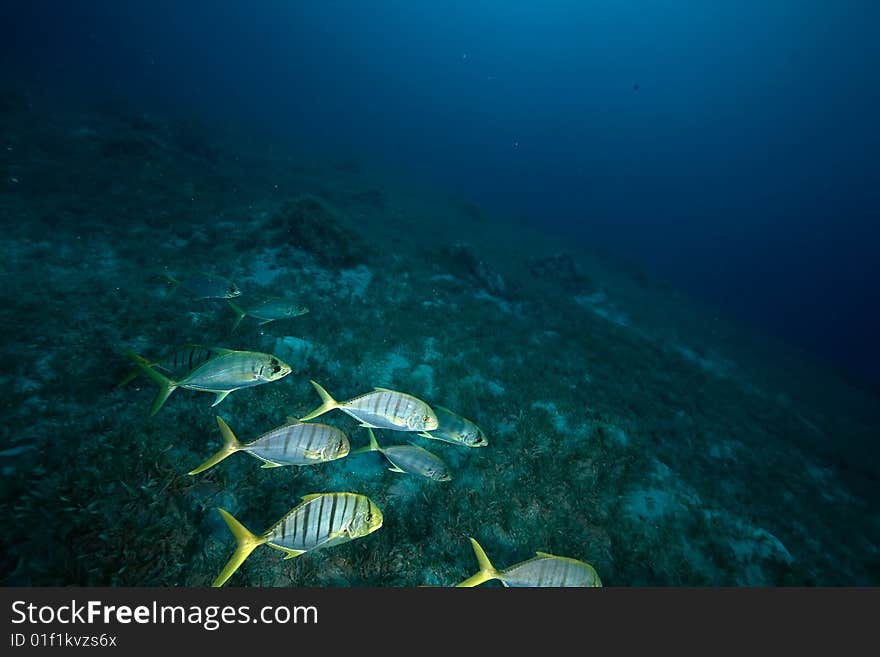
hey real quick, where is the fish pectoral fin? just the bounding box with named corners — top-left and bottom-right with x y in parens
top-left (388, 465), bottom-right (406, 474)
top-left (417, 431), bottom-right (433, 439)
top-left (303, 450), bottom-right (324, 460)
top-left (211, 390), bottom-right (233, 407)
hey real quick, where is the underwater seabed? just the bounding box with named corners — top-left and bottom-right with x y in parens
top-left (1, 92), bottom-right (878, 586)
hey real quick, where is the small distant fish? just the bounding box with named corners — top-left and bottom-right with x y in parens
top-left (125, 346), bottom-right (292, 415)
top-left (212, 492), bottom-right (383, 587)
top-left (188, 415), bottom-right (350, 475)
top-left (455, 537), bottom-right (602, 587)
top-left (419, 405), bottom-right (488, 448)
top-left (352, 428), bottom-right (451, 481)
top-left (162, 271), bottom-right (241, 299)
top-left (299, 380), bottom-right (438, 432)
top-left (226, 297), bottom-right (309, 332)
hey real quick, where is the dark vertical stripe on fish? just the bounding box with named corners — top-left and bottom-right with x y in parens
top-left (306, 423), bottom-right (317, 453)
top-left (283, 427), bottom-right (292, 457)
top-left (301, 501), bottom-right (312, 548)
top-left (340, 494), bottom-right (350, 534)
top-left (328, 493), bottom-right (338, 540)
top-left (314, 495), bottom-right (325, 546)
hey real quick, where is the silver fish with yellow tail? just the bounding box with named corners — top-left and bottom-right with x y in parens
top-left (419, 405), bottom-right (488, 448)
top-left (299, 380), bottom-right (438, 432)
top-left (455, 537), bottom-right (602, 587)
top-left (188, 415), bottom-right (349, 475)
top-left (226, 297), bottom-right (309, 332)
top-left (352, 428), bottom-right (451, 481)
top-left (125, 345), bottom-right (291, 415)
top-left (212, 492), bottom-right (383, 587)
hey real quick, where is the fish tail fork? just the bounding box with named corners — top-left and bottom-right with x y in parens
top-left (212, 508), bottom-right (268, 588)
top-left (455, 537), bottom-right (501, 587)
top-left (351, 427), bottom-right (382, 455)
top-left (298, 380), bottom-right (339, 421)
top-left (124, 349), bottom-right (178, 416)
top-left (188, 416), bottom-right (244, 475)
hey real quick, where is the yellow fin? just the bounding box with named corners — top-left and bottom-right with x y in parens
top-left (280, 548), bottom-right (307, 560)
top-left (187, 416), bottom-right (244, 475)
top-left (211, 390), bottom-right (233, 407)
top-left (372, 386), bottom-right (397, 392)
top-left (455, 537), bottom-right (500, 587)
top-left (298, 380), bottom-right (339, 421)
top-left (300, 493), bottom-right (323, 502)
top-left (125, 349), bottom-right (178, 416)
top-left (212, 508), bottom-right (268, 587)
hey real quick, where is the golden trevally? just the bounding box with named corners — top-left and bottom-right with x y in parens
top-left (212, 492), bottom-right (383, 587)
top-left (125, 346), bottom-right (291, 415)
top-left (455, 538), bottom-right (602, 587)
top-left (298, 380), bottom-right (438, 432)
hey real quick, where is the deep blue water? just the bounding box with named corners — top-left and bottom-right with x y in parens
top-left (6, 0), bottom-right (874, 389)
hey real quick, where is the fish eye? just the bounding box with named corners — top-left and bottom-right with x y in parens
top-left (423, 415), bottom-right (430, 423)
top-left (365, 512), bottom-right (373, 522)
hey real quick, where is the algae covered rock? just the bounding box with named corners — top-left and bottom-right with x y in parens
top-left (443, 242), bottom-right (506, 295)
top-left (268, 194), bottom-right (365, 267)
top-left (529, 252), bottom-right (591, 290)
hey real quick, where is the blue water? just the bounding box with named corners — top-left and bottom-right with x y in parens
top-left (4, 0), bottom-right (877, 388)
top-left (1, 1), bottom-right (877, 586)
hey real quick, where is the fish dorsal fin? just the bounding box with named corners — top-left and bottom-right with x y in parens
top-left (535, 551), bottom-right (559, 559)
top-left (433, 405), bottom-right (454, 414)
top-left (372, 386), bottom-right (397, 393)
top-left (300, 493), bottom-right (323, 503)
top-left (285, 416), bottom-right (302, 425)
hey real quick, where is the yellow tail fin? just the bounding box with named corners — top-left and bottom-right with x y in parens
top-left (298, 380), bottom-right (339, 421)
top-left (124, 349), bottom-right (177, 416)
top-left (455, 537), bottom-right (501, 587)
top-left (351, 427), bottom-right (381, 455)
top-left (212, 508), bottom-right (268, 587)
top-left (188, 416), bottom-right (244, 475)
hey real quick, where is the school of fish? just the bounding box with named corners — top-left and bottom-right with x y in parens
top-left (125, 271), bottom-right (602, 587)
